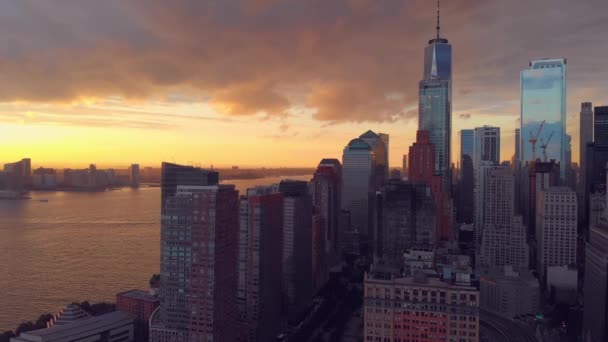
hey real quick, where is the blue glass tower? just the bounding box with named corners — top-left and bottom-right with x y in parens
top-left (418, 1), bottom-right (452, 191)
top-left (520, 59), bottom-right (567, 178)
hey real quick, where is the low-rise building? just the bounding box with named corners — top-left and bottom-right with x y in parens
top-left (546, 265), bottom-right (578, 305)
top-left (116, 290), bottom-right (159, 342)
top-left (480, 266), bottom-right (540, 319)
top-left (364, 271), bottom-right (479, 342)
top-left (11, 312), bottom-right (133, 342)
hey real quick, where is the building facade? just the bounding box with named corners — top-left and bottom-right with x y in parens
top-left (342, 138), bottom-right (376, 250)
top-left (151, 176), bottom-right (239, 342)
top-left (419, 24), bottom-right (453, 192)
top-left (116, 290), bottom-right (159, 342)
top-left (473, 126), bottom-right (500, 170)
top-left (520, 59), bottom-right (567, 178)
top-left (480, 266), bottom-right (539, 319)
top-left (311, 159), bottom-right (342, 267)
top-left (364, 275), bottom-right (479, 342)
top-left (536, 187), bottom-right (577, 282)
top-left (459, 129), bottom-right (475, 224)
top-left (236, 188), bottom-right (284, 341)
top-left (279, 180), bottom-right (313, 325)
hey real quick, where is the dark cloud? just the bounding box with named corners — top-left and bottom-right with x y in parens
top-left (459, 113), bottom-right (471, 120)
top-left (0, 0), bottom-right (606, 122)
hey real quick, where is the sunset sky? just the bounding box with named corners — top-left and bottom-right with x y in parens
top-left (0, 0), bottom-right (607, 169)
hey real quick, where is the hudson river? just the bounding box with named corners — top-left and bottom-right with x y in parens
top-left (0, 175), bottom-right (310, 331)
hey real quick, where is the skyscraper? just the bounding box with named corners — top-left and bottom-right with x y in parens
top-left (160, 162), bottom-right (219, 212)
top-left (418, 2), bottom-right (452, 191)
top-left (341, 137), bottom-right (376, 248)
top-left (359, 130), bottom-right (389, 187)
top-left (279, 180), bottom-right (313, 324)
top-left (579, 102), bottom-right (594, 221)
top-left (536, 187), bottom-right (577, 282)
top-left (372, 179), bottom-right (435, 264)
top-left (237, 187), bottom-right (284, 341)
top-left (311, 159), bottom-right (342, 267)
top-left (129, 164), bottom-right (140, 188)
top-left (520, 59), bottom-right (567, 178)
top-left (583, 170), bottom-right (608, 342)
top-left (408, 130), bottom-right (451, 241)
top-left (459, 130), bottom-right (474, 223)
top-left (478, 166), bottom-right (529, 269)
top-left (473, 126), bottom-right (500, 169)
top-left (151, 167), bottom-right (239, 342)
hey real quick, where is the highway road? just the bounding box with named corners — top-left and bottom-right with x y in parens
top-left (480, 310), bottom-right (538, 342)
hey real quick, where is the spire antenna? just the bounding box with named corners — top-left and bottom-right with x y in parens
top-left (436, 0), bottom-right (441, 40)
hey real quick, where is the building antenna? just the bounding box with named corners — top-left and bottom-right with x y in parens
top-left (436, 0), bottom-right (441, 40)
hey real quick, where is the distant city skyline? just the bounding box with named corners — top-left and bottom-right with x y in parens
top-left (0, 1), bottom-right (607, 168)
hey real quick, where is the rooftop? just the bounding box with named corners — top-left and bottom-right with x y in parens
top-left (117, 289), bottom-right (159, 303)
top-left (13, 312), bottom-right (132, 342)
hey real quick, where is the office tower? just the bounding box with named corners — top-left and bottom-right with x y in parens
top-left (586, 107), bottom-right (608, 208)
top-left (279, 180), bottom-right (313, 324)
top-left (151, 169), bottom-right (239, 342)
top-left (473, 126), bottom-right (500, 169)
top-left (520, 59), bottom-right (567, 178)
top-left (373, 180), bottom-right (435, 264)
top-left (418, 5), bottom-right (452, 192)
top-left (478, 165), bottom-right (529, 269)
top-left (236, 187), bottom-right (284, 341)
top-left (480, 266), bottom-right (539, 319)
top-left (342, 137), bottom-right (375, 248)
top-left (583, 171), bottom-right (608, 342)
top-left (160, 162), bottom-right (219, 212)
top-left (116, 290), bottom-right (159, 342)
top-left (458, 129), bottom-right (474, 223)
top-left (32, 167), bottom-right (57, 189)
top-left (536, 187), bottom-right (577, 282)
top-left (522, 161), bottom-right (559, 239)
top-left (311, 159), bottom-right (342, 267)
top-left (129, 164), bottom-right (140, 188)
top-left (364, 274), bottom-right (479, 342)
top-left (408, 130), bottom-right (451, 241)
top-left (402, 154), bottom-right (407, 179)
top-left (359, 130), bottom-right (389, 187)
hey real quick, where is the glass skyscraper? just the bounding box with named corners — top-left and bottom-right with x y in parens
top-left (520, 59), bottom-right (567, 178)
top-left (419, 31), bottom-right (452, 190)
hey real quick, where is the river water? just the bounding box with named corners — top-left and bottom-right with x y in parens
top-left (0, 175), bottom-right (310, 331)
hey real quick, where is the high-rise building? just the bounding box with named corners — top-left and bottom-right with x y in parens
top-left (477, 165), bottom-right (529, 269)
top-left (402, 154), bottom-right (408, 179)
top-left (536, 187), bottom-right (577, 282)
top-left (363, 274), bottom-right (479, 342)
top-left (473, 126), bottom-right (500, 170)
top-left (359, 130), bottom-right (389, 188)
top-left (458, 130), bottom-right (474, 224)
top-left (342, 137), bottom-right (376, 249)
top-left (409, 130), bottom-right (451, 241)
top-left (311, 159), bottom-right (342, 267)
top-left (151, 167), bottom-right (239, 342)
top-left (583, 171), bottom-right (608, 342)
top-left (129, 164), bottom-right (140, 188)
top-left (520, 59), bottom-right (567, 178)
top-left (372, 180), bottom-right (435, 264)
top-left (418, 6), bottom-right (452, 192)
top-left (160, 162), bottom-right (219, 212)
top-left (279, 180), bottom-right (313, 324)
top-left (586, 107), bottom-right (608, 212)
top-left (236, 187), bottom-right (284, 341)
top-left (579, 102), bottom-right (594, 222)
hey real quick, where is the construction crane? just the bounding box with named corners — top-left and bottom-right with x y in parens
top-left (529, 120), bottom-right (546, 161)
top-left (539, 131), bottom-right (555, 162)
